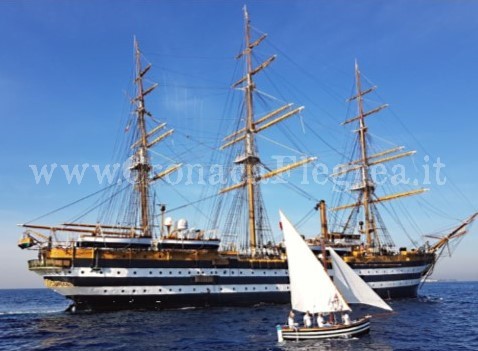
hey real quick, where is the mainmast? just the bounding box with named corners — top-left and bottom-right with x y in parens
top-left (243, 7), bottom-right (259, 248)
top-left (219, 7), bottom-right (315, 254)
top-left (331, 61), bottom-right (427, 249)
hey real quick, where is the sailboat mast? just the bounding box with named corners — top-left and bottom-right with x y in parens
top-left (354, 61), bottom-right (376, 247)
top-left (243, 6), bottom-right (258, 250)
top-left (133, 38), bottom-right (152, 237)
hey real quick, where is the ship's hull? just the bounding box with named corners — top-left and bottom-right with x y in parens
top-left (31, 252), bottom-right (434, 311)
top-left (347, 257), bottom-right (434, 299)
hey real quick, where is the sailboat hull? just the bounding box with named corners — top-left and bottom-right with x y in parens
top-left (279, 317), bottom-right (371, 340)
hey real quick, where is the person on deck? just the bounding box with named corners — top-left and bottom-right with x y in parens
top-left (287, 310), bottom-right (296, 328)
top-left (317, 313), bottom-right (325, 327)
top-left (303, 311), bottom-right (312, 328)
top-left (342, 312), bottom-right (351, 325)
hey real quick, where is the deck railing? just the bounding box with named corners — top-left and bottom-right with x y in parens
top-left (28, 259), bottom-right (71, 269)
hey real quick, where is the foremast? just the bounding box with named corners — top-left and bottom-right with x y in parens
top-left (331, 62), bottom-right (427, 249)
top-left (132, 38), bottom-right (153, 237)
top-left (130, 38), bottom-right (181, 238)
top-left (18, 39), bottom-right (181, 243)
top-left (220, 7), bottom-right (315, 255)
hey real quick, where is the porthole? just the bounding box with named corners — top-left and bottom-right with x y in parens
top-left (80, 271), bottom-right (84, 274)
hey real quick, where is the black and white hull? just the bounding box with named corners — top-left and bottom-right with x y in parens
top-left (32, 253), bottom-right (433, 311)
top-left (35, 258), bottom-right (290, 311)
top-left (348, 258), bottom-right (434, 299)
top-left (278, 317), bottom-right (371, 341)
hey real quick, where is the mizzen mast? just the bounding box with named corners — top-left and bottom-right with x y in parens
top-left (331, 62), bottom-right (427, 249)
top-left (354, 60), bottom-right (376, 247)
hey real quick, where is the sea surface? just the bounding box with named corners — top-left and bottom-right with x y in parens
top-left (1, 282), bottom-right (477, 351)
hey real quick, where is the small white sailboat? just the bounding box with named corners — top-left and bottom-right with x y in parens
top-left (277, 211), bottom-right (392, 341)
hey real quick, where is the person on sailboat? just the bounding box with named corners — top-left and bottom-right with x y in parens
top-left (287, 310), bottom-right (296, 328)
top-left (303, 311), bottom-right (312, 328)
top-left (317, 313), bottom-right (325, 327)
top-left (342, 313), bottom-right (351, 325)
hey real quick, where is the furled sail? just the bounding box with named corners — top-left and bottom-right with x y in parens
top-left (329, 248), bottom-right (393, 311)
top-left (279, 211), bottom-right (350, 313)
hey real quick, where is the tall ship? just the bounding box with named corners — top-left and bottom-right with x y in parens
top-left (307, 62), bottom-right (477, 298)
top-left (18, 8), bottom-right (310, 312)
top-left (18, 8), bottom-right (476, 311)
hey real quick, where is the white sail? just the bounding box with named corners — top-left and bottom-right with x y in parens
top-left (279, 211), bottom-right (350, 313)
top-left (329, 248), bottom-right (393, 311)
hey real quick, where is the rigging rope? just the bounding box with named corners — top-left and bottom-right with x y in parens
top-left (24, 183), bottom-right (119, 225)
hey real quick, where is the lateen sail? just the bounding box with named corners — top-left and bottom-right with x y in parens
top-left (328, 248), bottom-right (393, 311)
top-left (279, 211), bottom-right (350, 313)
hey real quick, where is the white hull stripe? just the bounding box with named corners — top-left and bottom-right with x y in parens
top-left (43, 265), bottom-right (428, 279)
top-left (367, 278), bottom-right (422, 289)
top-left (47, 268), bottom-right (289, 278)
top-left (352, 265), bottom-right (430, 276)
top-left (281, 322), bottom-right (370, 339)
top-left (52, 284), bottom-right (291, 296)
top-left (51, 277), bottom-right (420, 297)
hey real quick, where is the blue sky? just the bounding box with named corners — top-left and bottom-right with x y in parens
top-left (1, 0), bottom-right (478, 288)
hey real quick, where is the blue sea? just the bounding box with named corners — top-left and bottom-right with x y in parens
top-left (1, 282), bottom-right (477, 351)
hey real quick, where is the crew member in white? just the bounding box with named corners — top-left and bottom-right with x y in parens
top-left (342, 312), bottom-right (351, 325)
top-left (303, 311), bottom-right (312, 328)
